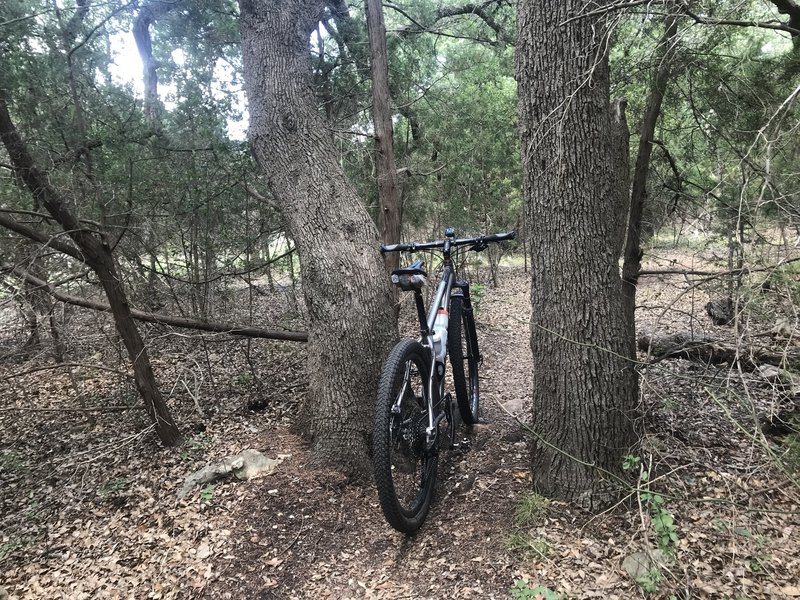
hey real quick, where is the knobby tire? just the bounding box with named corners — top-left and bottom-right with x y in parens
top-left (373, 339), bottom-right (438, 535)
top-left (448, 294), bottom-right (481, 424)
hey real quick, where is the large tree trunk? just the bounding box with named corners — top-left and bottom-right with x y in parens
top-left (365, 0), bottom-right (402, 274)
top-left (516, 0), bottom-right (639, 510)
top-left (238, 0), bottom-right (397, 476)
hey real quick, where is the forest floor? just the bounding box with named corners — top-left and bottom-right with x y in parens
top-left (1, 249), bottom-right (800, 599)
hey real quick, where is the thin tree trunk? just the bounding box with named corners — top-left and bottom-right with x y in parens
top-left (621, 10), bottom-right (679, 351)
top-left (238, 0), bottom-right (397, 476)
top-left (0, 94), bottom-right (182, 446)
top-left (132, 1), bottom-right (174, 132)
top-left (517, 0), bottom-right (639, 510)
top-left (365, 0), bottom-right (402, 274)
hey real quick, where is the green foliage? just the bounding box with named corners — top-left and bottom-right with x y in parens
top-left (0, 449), bottom-right (26, 474)
top-left (511, 580), bottom-right (563, 600)
top-left (0, 540), bottom-right (20, 563)
top-left (513, 492), bottom-right (550, 527)
top-left (635, 568), bottom-right (663, 594)
top-left (470, 282), bottom-right (486, 312)
top-left (508, 493), bottom-right (551, 560)
top-left (646, 495), bottom-right (680, 556)
top-left (181, 434), bottom-right (211, 461)
top-left (622, 454), bottom-right (641, 472)
top-left (199, 484), bottom-right (216, 503)
top-left (506, 532), bottom-right (550, 559)
top-left (98, 477), bottom-right (130, 497)
top-left (782, 424), bottom-right (800, 473)
top-left (626, 456), bottom-right (680, 557)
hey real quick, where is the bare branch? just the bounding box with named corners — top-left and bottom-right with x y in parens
top-left (388, 0), bottom-right (510, 45)
top-left (0, 212), bottom-right (85, 262)
top-left (1, 262), bottom-right (309, 342)
top-left (1, 362), bottom-right (134, 382)
top-left (680, 6), bottom-right (800, 36)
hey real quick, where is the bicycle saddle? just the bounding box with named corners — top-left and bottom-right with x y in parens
top-left (392, 259), bottom-right (427, 277)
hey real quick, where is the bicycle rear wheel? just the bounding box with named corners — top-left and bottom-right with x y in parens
top-left (373, 339), bottom-right (438, 535)
top-left (448, 293), bottom-right (481, 424)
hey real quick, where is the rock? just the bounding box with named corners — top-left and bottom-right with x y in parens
top-left (500, 396), bottom-right (526, 415)
top-left (232, 449), bottom-right (282, 480)
top-left (771, 317), bottom-right (795, 338)
top-left (622, 549), bottom-right (673, 580)
top-left (178, 449), bottom-right (286, 499)
top-left (757, 364), bottom-right (800, 393)
top-left (622, 552), bottom-right (651, 580)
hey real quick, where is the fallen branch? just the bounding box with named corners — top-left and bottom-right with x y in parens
top-left (1, 262), bottom-right (309, 342)
top-left (638, 332), bottom-right (800, 370)
top-left (0, 362), bottom-right (133, 381)
top-left (0, 406), bottom-right (134, 413)
top-left (638, 256), bottom-right (800, 278)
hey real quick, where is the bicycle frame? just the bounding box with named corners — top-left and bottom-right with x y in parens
top-left (405, 249), bottom-right (469, 449)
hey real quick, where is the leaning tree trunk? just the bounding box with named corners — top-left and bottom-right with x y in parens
top-left (0, 94), bottom-right (182, 447)
top-left (621, 9), bottom-right (678, 351)
top-left (517, 0), bottom-right (639, 510)
top-left (238, 0), bottom-right (397, 476)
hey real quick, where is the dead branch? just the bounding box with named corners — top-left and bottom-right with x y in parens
top-left (638, 256), bottom-right (800, 279)
top-left (388, 0), bottom-right (510, 44)
top-left (638, 332), bottom-right (800, 370)
top-left (679, 5), bottom-right (800, 36)
top-left (0, 362), bottom-right (134, 382)
top-left (1, 263), bottom-right (309, 342)
top-left (0, 212), bottom-right (85, 262)
top-left (0, 406), bottom-right (135, 413)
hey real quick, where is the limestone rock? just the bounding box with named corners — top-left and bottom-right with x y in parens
top-left (178, 449), bottom-right (286, 499)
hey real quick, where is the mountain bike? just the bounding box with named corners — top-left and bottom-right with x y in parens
top-left (373, 227), bottom-right (515, 534)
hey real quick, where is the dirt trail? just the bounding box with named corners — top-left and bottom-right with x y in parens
top-left (2, 263), bottom-right (799, 599)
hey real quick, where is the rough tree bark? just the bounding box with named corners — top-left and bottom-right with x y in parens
top-left (365, 0), bottom-right (402, 274)
top-left (516, 0), bottom-right (639, 509)
top-left (0, 94), bottom-right (182, 446)
top-left (238, 0), bottom-right (397, 476)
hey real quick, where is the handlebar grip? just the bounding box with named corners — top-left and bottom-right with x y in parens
top-left (484, 231), bottom-right (516, 243)
top-left (381, 242), bottom-right (417, 253)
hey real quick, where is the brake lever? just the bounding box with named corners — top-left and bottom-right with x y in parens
top-left (470, 241), bottom-right (488, 252)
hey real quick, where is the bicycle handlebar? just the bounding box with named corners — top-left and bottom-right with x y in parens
top-left (381, 231), bottom-right (516, 254)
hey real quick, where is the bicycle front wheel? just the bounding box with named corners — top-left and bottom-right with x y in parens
top-left (448, 293), bottom-right (481, 424)
top-left (373, 339), bottom-right (438, 535)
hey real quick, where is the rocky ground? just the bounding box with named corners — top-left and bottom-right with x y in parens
top-left (1, 252), bottom-right (799, 599)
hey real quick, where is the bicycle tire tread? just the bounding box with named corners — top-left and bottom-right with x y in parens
top-left (448, 295), bottom-right (481, 424)
top-left (373, 339), bottom-right (436, 535)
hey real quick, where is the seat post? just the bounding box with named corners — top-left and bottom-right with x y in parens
top-left (413, 289), bottom-right (429, 337)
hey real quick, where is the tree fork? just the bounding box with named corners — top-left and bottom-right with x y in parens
top-left (238, 0), bottom-right (396, 476)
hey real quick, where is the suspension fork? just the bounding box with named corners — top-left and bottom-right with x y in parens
top-left (453, 279), bottom-right (474, 315)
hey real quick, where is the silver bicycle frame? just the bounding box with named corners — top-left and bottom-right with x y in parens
top-left (422, 265), bottom-right (455, 445)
